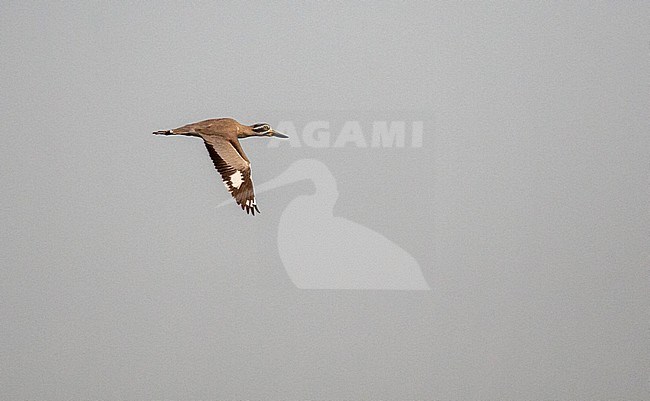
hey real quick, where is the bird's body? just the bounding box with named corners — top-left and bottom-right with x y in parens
top-left (153, 118), bottom-right (287, 215)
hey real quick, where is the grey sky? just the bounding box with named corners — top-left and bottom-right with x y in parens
top-left (1, 2), bottom-right (649, 400)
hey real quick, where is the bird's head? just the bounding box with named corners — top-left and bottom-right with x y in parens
top-left (246, 122), bottom-right (289, 139)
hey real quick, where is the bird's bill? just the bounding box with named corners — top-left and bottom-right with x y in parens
top-left (269, 129), bottom-right (289, 138)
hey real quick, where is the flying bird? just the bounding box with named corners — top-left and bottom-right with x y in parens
top-left (153, 118), bottom-right (288, 215)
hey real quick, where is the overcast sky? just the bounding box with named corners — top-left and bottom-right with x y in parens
top-left (1, 2), bottom-right (649, 400)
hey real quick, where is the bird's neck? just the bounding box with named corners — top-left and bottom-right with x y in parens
top-left (311, 173), bottom-right (338, 208)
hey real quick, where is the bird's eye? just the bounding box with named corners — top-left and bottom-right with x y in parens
top-left (263, 125), bottom-right (270, 131)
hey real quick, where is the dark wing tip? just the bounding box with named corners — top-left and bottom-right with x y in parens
top-left (240, 202), bottom-right (259, 216)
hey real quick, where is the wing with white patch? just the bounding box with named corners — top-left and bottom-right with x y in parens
top-left (202, 137), bottom-right (260, 215)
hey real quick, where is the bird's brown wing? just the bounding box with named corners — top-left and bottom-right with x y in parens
top-left (202, 136), bottom-right (260, 215)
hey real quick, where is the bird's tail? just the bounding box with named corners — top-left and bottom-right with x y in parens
top-left (152, 130), bottom-right (174, 135)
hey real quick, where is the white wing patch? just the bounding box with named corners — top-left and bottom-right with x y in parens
top-left (229, 171), bottom-right (243, 189)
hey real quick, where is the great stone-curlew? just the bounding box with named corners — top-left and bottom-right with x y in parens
top-left (153, 118), bottom-right (288, 215)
